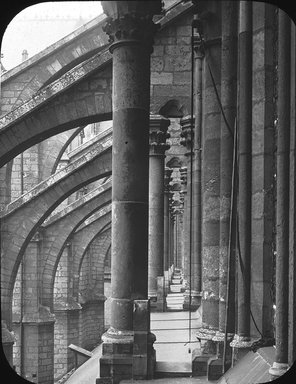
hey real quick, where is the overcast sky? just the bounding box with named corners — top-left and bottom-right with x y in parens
top-left (1, 1), bottom-right (103, 71)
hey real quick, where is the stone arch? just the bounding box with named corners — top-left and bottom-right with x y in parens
top-left (51, 127), bottom-right (85, 175)
top-left (1, 145), bottom-right (111, 327)
top-left (78, 224), bottom-right (111, 300)
top-left (0, 161), bottom-right (13, 209)
top-left (0, 61), bottom-right (112, 168)
top-left (42, 183), bottom-right (111, 309)
top-left (166, 156), bottom-right (183, 168)
top-left (0, 15), bottom-right (109, 116)
top-left (159, 99), bottom-right (188, 118)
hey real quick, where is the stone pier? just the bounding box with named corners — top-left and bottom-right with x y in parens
top-left (97, 2), bottom-right (162, 383)
top-left (148, 114), bottom-right (170, 310)
top-left (21, 232), bottom-right (55, 384)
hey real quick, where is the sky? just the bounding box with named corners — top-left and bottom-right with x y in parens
top-left (0, 1), bottom-right (103, 71)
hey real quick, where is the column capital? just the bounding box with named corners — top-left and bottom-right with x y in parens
top-left (101, 1), bottom-right (162, 51)
top-left (193, 33), bottom-right (205, 58)
top-left (180, 115), bottom-right (195, 152)
top-left (179, 166), bottom-right (187, 189)
top-left (149, 115), bottom-right (170, 155)
top-left (164, 167), bottom-right (173, 193)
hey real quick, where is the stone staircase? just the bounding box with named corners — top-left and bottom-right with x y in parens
top-left (166, 268), bottom-right (185, 311)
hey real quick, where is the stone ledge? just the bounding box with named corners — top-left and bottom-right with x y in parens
top-left (75, 204), bottom-right (111, 232)
top-left (44, 179), bottom-right (111, 226)
top-left (0, 49), bottom-right (112, 130)
top-left (0, 136), bottom-right (112, 218)
top-left (54, 297), bottom-right (82, 311)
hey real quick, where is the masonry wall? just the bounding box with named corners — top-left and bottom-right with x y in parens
top-left (150, 11), bottom-right (192, 115)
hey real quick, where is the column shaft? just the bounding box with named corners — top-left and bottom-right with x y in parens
top-left (193, 36), bottom-right (204, 296)
top-left (148, 116), bottom-right (169, 299)
top-left (237, 0), bottom-right (252, 339)
top-left (110, 43), bottom-right (150, 330)
top-left (199, 37), bottom-right (221, 338)
top-left (274, 9), bottom-right (290, 365)
top-left (218, 0), bottom-right (237, 336)
top-left (164, 168), bottom-right (173, 276)
top-left (148, 155), bottom-right (165, 296)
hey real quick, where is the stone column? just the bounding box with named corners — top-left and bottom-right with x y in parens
top-left (21, 231), bottom-right (55, 384)
top-left (179, 166), bottom-right (189, 284)
top-left (288, 20), bottom-right (296, 369)
top-left (230, 0), bottom-right (253, 358)
top-left (163, 167), bottom-right (173, 294)
top-left (269, 8), bottom-right (291, 379)
top-left (212, 1), bottom-right (238, 369)
top-left (250, 0), bottom-right (275, 349)
top-left (148, 115), bottom-right (170, 305)
top-left (98, 2), bottom-right (161, 383)
top-left (192, 26), bottom-right (204, 299)
top-left (180, 116), bottom-right (201, 310)
top-left (194, 0), bottom-right (221, 362)
top-left (169, 208), bottom-right (175, 269)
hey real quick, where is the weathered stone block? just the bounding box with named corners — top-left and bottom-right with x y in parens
top-left (208, 356), bottom-right (223, 380)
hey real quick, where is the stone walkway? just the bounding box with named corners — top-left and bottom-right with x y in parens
top-left (151, 310), bottom-right (201, 375)
top-left (65, 310), bottom-right (208, 384)
top-left (121, 378), bottom-right (216, 384)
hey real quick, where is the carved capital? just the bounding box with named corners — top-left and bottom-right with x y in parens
top-left (179, 166), bottom-right (187, 188)
top-left (149, 114), bottom-right (170, 155)
top-left (164, 167), bottom-right (173, 193)
top-left (102, 1), bottom-right (162, 50)
top-left (193, 35), bottom-right (205, 58)
top-left (180, 115), bottom-right (195, 152)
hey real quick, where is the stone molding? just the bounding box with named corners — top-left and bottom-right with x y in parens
top-left (22, 305), bottom-right (56, 323)
top-left (196, 327), bottom-right (217, 341)
top-left (149, 115), bottom-right (171, 155)
top-left (229, 334), bottom-right (260, 349)
top-left (0, 49), bottom-right (112, 130)
top-left (0, 131), bottom-right (112, 218)
top-left (102, 1), bottom-right (162, 50)
top-left (164, 167), bottom-right (173, 193)
top-left (180, 115), bottom-right (195, 152)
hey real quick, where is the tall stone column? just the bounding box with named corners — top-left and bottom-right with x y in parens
top-left (98, 2), bottom-right (161, 383)
top-left (269, 8), bottom-right (291, 379)
top-left (148, 115), bottom-right (170, 304)
top-left (250, 0), bottom-right (275, 349)
top-left (180, 116), bottom-right (200, 310)
top-left (169, 208), bottom-right (175, 269)
top-left (194, 1), bottom-right (221, 362)
top-left (230, 0), bottom-right (253, 358)
top-left (179, 166), bottom-right (188, 283)
top-left (212, 0), bottom-right (238, 363)
top-left (163, 167), bottom-right (173, 294)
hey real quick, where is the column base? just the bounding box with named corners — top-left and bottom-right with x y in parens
top-left (192, 327), bottom-right (219, 378)
top-left (183, 290), bottom-right (202, 311)
top-left (192, 350), bottom-right (213, 377)
top-left (230, 334), bottom-right (260, 365)
top-left (97, 300), bottom-right (156, 384)
top-left (207, 356), bottom-right (224, 380)
top-left (269, 362), bottom-right (290, 379)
